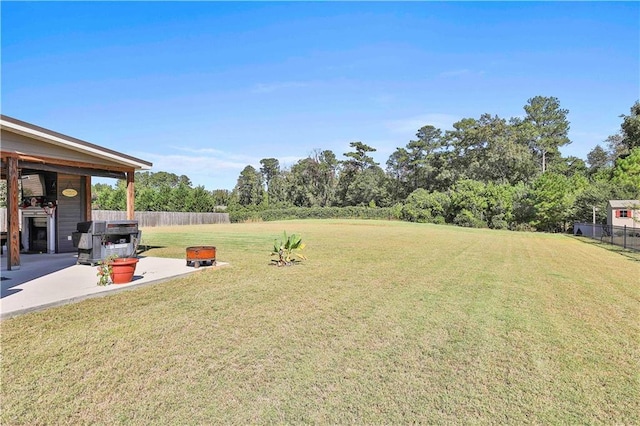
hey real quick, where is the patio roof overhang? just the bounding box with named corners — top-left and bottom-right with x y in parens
top-left (1, 115), bottom-right (152, 176)
top-left (1, 115), bottom-right (153, 270)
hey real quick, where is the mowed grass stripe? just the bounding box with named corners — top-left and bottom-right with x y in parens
top-left (1, 220), bottom-right (638, 424)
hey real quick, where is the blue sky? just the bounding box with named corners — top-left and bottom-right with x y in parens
top-left (2, 1), bottom-right (638, 190)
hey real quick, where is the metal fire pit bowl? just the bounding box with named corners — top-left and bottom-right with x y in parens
top-left (186, 246), bottom-right (216, 268)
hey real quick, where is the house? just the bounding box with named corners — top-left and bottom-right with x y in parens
top-left (1, 115), bottom-right (152, 270)
top-left (607, 200), bottom-right (639, 228)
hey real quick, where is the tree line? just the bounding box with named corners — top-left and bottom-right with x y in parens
top-left (93, 96), bottom-right (639, 231)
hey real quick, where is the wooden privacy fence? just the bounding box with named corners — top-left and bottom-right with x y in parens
top-left (92, 210), bottom-right (230, 227)
top-left (0, 208), bottom-right (229, 230)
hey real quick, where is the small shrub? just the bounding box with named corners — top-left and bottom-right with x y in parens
top-left (271, 231), bottom-right (307, 266)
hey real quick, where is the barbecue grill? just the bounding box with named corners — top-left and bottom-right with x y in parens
top-left (72, 220), bottom-right (141, 265)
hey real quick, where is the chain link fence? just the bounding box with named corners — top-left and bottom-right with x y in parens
top-left (573, 222), bottom-right (640, 251)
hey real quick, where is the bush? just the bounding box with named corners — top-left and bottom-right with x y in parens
top-left (401, 189), bottom-right (450, 223)
top-left (453, 210), bottom-right (487, 228)
top-left (400, 204), bottom-right (432, 223)
top-left (490, 214), bottom-right (509, 230)
top-left (231, 206), bottom-right (398, 223)
top-left (432, 215), bottom-right (446, 225)
top-left (511, 223), bottom-right (537, 232)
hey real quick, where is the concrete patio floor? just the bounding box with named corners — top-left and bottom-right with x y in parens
top-left (1, 252), bottom-right (226, 319)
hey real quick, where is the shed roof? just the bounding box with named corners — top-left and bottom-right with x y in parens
top-left (608, 200), bottom-right (640, 209)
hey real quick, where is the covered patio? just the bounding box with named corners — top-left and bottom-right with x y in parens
top-left (1, 115), bottom-right (152, 270)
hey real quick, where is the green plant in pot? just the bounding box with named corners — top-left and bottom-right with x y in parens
top-left (96, 254), bottom-right (117, 286)
top-left (96, 254), bottom-right (139, 285)
top-left (271, 231), bottom-right (307, 266)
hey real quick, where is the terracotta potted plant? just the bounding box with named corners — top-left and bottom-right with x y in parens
top-left (96, 255), bottom-right (139, 285)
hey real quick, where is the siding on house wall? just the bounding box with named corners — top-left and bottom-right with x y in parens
top-left (56, 174), bottom-right (85, 252)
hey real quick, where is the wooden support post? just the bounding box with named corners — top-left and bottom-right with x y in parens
top-left (84, 175), bottom-right (92, 221)
top-left (126, 171), bottom-right (135, 220)
top-left (6, 157), bottom-right (21, 269)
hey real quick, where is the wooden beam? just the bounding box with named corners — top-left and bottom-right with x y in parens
top-left (85, 176), bottom-right (92, 221)
top-left (6, 157), bottom-right (20, 269)
top-left (1, 151), bottom-right (135, 173)
top-left (19, 162), bottom-right (126, 180)
top-left (126, 171), bottom-right (135, 220)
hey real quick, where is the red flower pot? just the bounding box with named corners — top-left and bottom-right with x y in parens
top-left (109, 258), bottom-right (139, 284)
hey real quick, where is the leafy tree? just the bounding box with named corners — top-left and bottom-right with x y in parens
top-left (586, 145), bottom-right (611, 175)
top-left (342, 141), bottom-right (378, 171)
top-left (107, 183), bottom-right (127, 210)
top-left (93, 182), bottom-right (126, 210)
top-left (572, 179), bottom-right (616, 224)
top-left (386, 147), bottom-right (411, 202)
top-left (605, 133), bottom-right (627, 163)
top-left (611, 147), bottom-right (640, 192)
top-left (135, 171), bottom-right (191, 189)
top-left (234, 165), bottom-right (263, 206)
top-left (168, 182), bottom-right (191, 211)
top-left (442, 115), bottom-right (537, 185)
top-left (155, 184), bottom-right (173, 211)
top-left (548, 156), bottom-right (588, 178)
top-left (448, 179), bottom-right (488, 227)
top-left (620, 101), bottom-right (640, 152)
top-left (288, 158), bottom-right (320, 207)
top-left (211, 189), bottom-right (231, 208)
top-left (405, 125), bottom-right (443, 191)
top-left (285, 150), bottom-right (339, 208)
top-left (523, 96), bottom-right (571, 173)
top-left (259, 158), bottom-right (280, 191)
top-left (315, 149), bottom-right (339, 207)
top-left (336, 142), bottom-right (378, 206)
top-left (343, 166), bottom-right (389, 207)
top-left (511, 183), bottom-right (536, 229)
top-left (135, 186), bottom-right (162, 211)
top-left (484, 182), bottom-right (520, 229)
top-left (476, 115), bottom-right (538, 184)
top-left (442, 117), bottom-right (479, 183)
top-left (529, 172), bottom-right (586, 232)
top-left (266, 172), bottom-right (289, 206)
top-left (259, 158), bottom-right (283, 207)
top-left (186, 185), bottom-right (215, 212)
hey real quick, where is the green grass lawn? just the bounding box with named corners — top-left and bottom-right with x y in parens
top-left (2, 220), bottom-right (639, 424)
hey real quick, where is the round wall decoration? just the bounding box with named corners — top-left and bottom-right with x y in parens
top-left (62, 188), bottom-right (78, 197)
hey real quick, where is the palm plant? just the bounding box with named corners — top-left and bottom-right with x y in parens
top-left (271, 231), bottom-right (307, 266)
